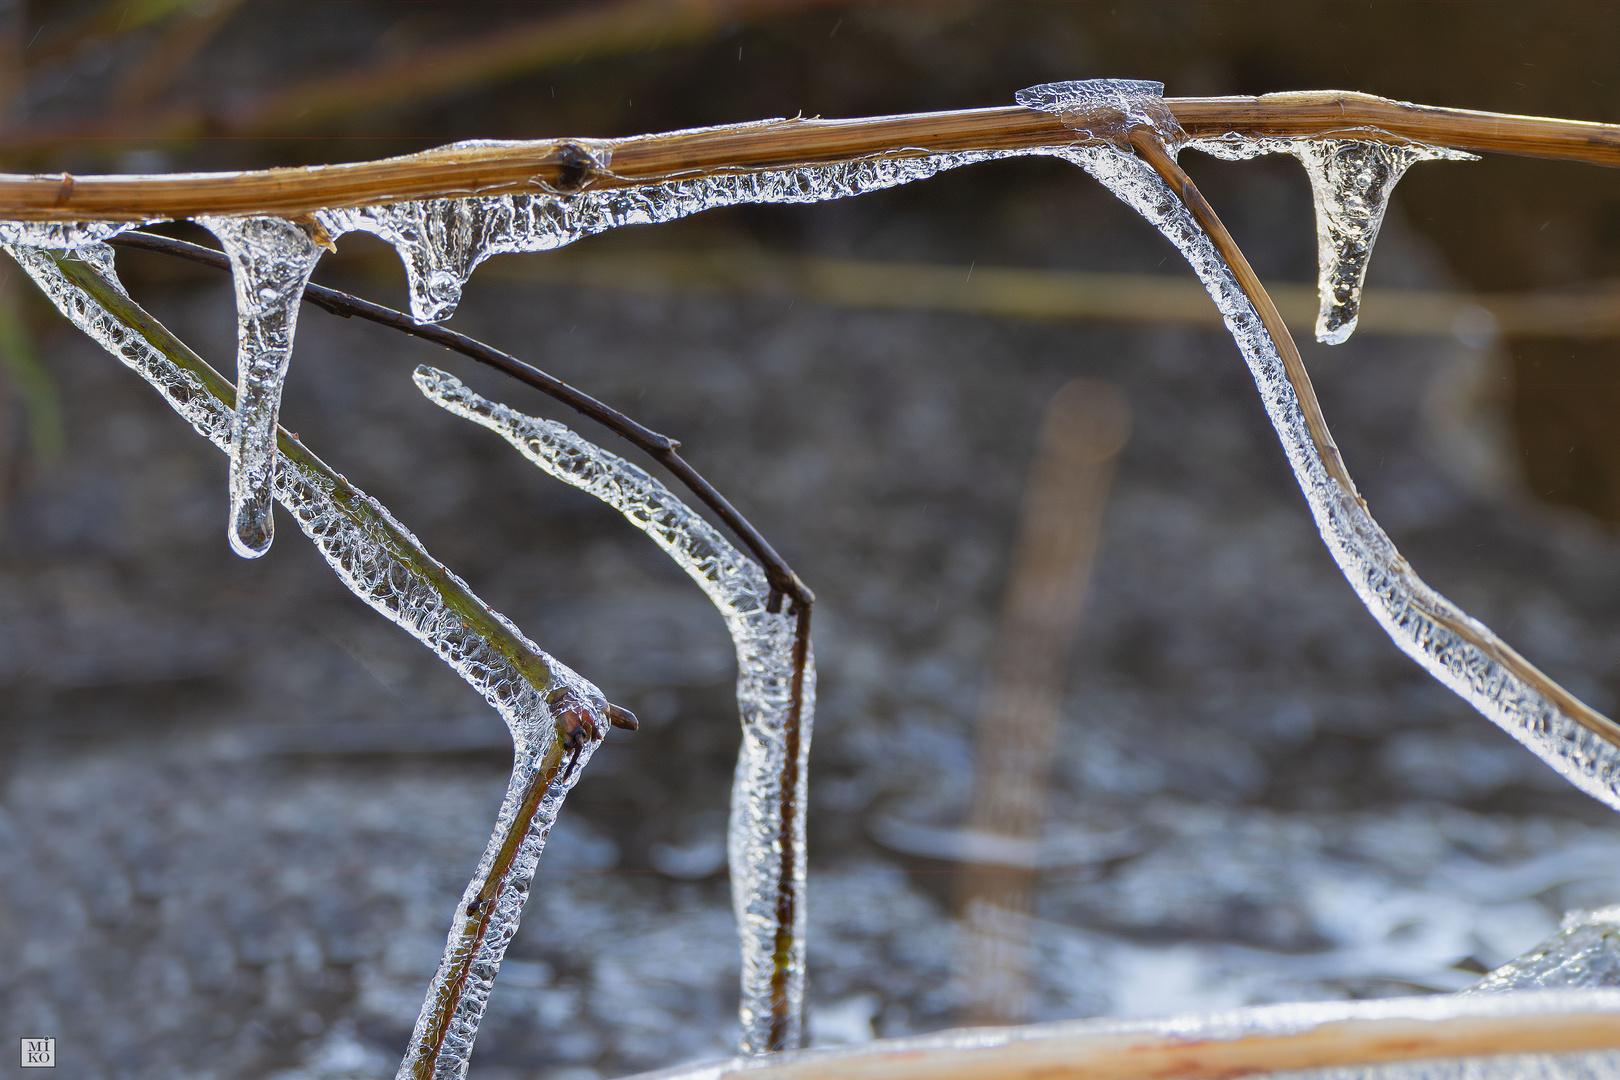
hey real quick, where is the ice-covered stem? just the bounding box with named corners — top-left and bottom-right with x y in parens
top-left (415, 367), bottom-right (815, 1053)
top-left (6, 245), bottom-right (623, 1080)
top-left (1092, 123), bottom-right (1620, 807)
top-left (194, 214), bottom-right (326, 557)
top-left (3, 91), bottom-right (1620, 223)
top-left (614, 991), bottom-right (1620, 1080)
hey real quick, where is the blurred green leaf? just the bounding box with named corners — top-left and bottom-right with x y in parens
top-left (0, 280), bottom-right (64, 461)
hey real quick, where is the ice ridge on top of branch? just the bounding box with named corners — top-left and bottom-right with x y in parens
top-left (1016, 78), bottom-right (1188, 148)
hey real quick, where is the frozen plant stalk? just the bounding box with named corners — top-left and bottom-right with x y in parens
top-left (195, 215), bottom-right (328, 557)
top-left (5, 244), bottom-right (616, 1080)
top-left (1021, 78), bottom-right (1620, 809)
top-left (417, 367), bottom-right (815, 1054)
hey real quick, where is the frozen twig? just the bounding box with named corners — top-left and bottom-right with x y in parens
top-left (1, 92), bottom-right (1618, 222)
top-left (614, 991), bottom-right (1620, 1080)
top-left (5, 245), bottom-right (630, 1079)
top-left (415, 368), bottom-right (815, 1053)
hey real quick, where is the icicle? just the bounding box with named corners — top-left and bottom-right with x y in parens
top-left (1191, 135), bottom-right (1475, 344)
top-left (192, 215), bottom-right (328, 557)
top-left (415, 366), bottom-right (814, 1055)
top-left (5, 244), bottom-right (613, 1080)
top-left (1465, 907), bottom-right (1620, 993)
top-left (1020, 78), bottom-right (1620, 810)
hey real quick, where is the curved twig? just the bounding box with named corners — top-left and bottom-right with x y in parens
top-left (105, 230), bottom-right (812, 611)
top-left (2, 92), bottom-right (1619, 222)
top-left (1126, 126), bottom-right (1620, 753)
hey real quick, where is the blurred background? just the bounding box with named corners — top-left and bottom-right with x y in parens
top-left (5, 2), bottom-right (1620, 1078)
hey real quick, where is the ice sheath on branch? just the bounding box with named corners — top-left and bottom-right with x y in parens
top-left (416, 366), bottom-right (815, 1056)
top-left (2, 243), bottom-right (624, 1080)
top-left (1019, 79), bottom-right (1620, 810)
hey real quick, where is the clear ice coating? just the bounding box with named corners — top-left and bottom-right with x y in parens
top-left (3, 244), bottom-right (611, 1080)
top-left (1466, 907), bottom-right (1620, 993)
top-left (194, 215), bottom-right (328, 557)
top-left (318, 145), bottom-right (1032, 324)
top-left (1016, 78), bottom-right (1187, 147)
top-left (1036, 84), bottom-right (1620, 810)
top-left (0, 218), bottom-right (145, 249)
top-left (1190, 135), bottom-right (1475, 344)
top-left (613, 990), bottom-right (1620, 1080)
top-left (415, 367), bottom-right (815, 1055)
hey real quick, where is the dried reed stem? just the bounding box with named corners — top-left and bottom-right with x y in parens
top-left (1, 92), bottom-right (1616, 222)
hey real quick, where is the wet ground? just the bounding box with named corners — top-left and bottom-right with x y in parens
top-left (5, 151), bottom-right (1620, 1080)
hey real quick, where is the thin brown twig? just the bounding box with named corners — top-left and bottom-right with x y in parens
top-left (768, 600), bottom-right (812, 1050)
top-left (3, 92), bottom-right (1619, 222)
top-left (1127, 126), bottom-right (1620, 754)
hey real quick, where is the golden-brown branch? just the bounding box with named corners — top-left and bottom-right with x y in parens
top-left (1, 91), bottom-right (1618, 222)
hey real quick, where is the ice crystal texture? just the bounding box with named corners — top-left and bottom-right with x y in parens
top-left (1030, 81), bottom-right (1620, 810)
top-left (417, 366), bottom-right (815, 1055)
top-left (319, 144), bottom-right (1029, 324)
top-left (0, 218), bottom-right (144, 249)
top-left (195, 215), bottom-right (327, 557)
top-left (617, 990), bottom-right (1620, 1080)
top-left (1017, 78), bottom-right (1187, 148)
top-left (1191, 135), bottom-right (1475, 343)
top-left (1467, 907), bottom-right (1620, 993)
top-left (4, 244), bottom-right (610, 1080)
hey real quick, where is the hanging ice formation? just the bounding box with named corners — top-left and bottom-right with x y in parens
top-left (3, 243), bottom-right (619, 1080)
top-left (195, 215), bottom-right (328, 557)
top-left (1189, 133), bottom-right (1476, 344)
top-left (416, 366), bottom-right (815, 1056)
top-left (1015, 81), bottom-right (1474, 345)
top-left (1018, 78), bottom-right (1620, 810)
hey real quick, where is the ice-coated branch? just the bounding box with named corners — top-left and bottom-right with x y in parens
top-left (4, 245), bottom-right (626, 1080)
top-left (1024, 79), bottom-right (1620, 808)
top-left (415, 367), bottom-right (815, 1054)
top-left (613, 991), bottom-right (1620, 1080)
top-left (1, 91), bottom-right (1619, 225)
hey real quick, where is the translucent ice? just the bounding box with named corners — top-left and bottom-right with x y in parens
top-left (1016, 78), bottom-right (1187, 148)
top-left (194, 215), bottom-right (328, 557)
top-left (322, 142), bottom-right (1032, 324)
top-left (1191, 135), bottom-right (1475, 344)
top-left (1042, 121), bottom-right (1620, 808)
top-left (5, 244), bottom-right (611, 1080)
top-left (1467, 907), bottom-right (1620, 993)
top-left (416, 366), bottom-right (815, 1054)
top-left (0, 218), bottom-right (144, 249)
